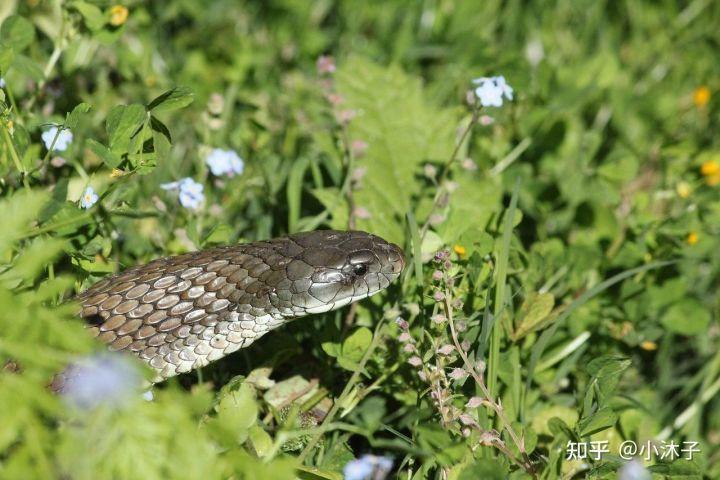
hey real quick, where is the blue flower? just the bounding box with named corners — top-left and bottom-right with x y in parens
top-left (472, 76), bottom-right (514, 107)
top-left (0, 77), bottom-right (5, 88)
top-left (41, 126), bottom-right (73, 151)
top-left (80, 186), bottom-right (99, 209)
top-left (161, 177), bottom-right (205, 210)
top-left (61, 354), bottom-right (142, 410)
top-left (343, 455), bottom-right (393, 480)
top-left (206, 148), bottom-right (244, 177)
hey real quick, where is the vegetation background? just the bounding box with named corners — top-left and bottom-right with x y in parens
top-left (0, 0), bottom-right (718, 478)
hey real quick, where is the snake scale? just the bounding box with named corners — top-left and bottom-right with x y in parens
top-left (68, 230), bottom-right (404, 383)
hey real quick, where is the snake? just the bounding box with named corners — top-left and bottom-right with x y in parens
top-left (66, 230), bottom-right (404, 383)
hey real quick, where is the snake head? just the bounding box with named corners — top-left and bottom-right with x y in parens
top-left (283, 230), bottom-right (405, 315)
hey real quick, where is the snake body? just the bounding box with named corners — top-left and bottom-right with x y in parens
top-left (74, 230), bottom-right (404, 381)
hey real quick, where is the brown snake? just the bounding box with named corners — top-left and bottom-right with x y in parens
top-left (64, 230), bottom-right (404, 384)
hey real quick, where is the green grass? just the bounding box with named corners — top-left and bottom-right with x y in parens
top-left (1, 1), bottom-right (719, 479)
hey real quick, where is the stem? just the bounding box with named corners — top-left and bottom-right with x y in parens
top-left (297, 318), bottom-right (386, 463)
top-left (419, 105), bottom-right (481, 241)
top-left (1, 124), bottom-right (29, 189)
top-left (444, 294), bottom-right (535, 476)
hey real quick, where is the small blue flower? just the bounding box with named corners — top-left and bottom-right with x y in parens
top-left (80, 186), bottom-right (99, 209)
top-left (0, 77), bottom-right (5, 88)
top-left (61, 354), bottom-right (142, 410)
top-left (472, 76), bottom-right (514, 107)
top-left (161, 177), bottom-right (205, 210)
top-left (206, 148), bottom-right (244, 177)
top-left (41, 126), bottom-right (73, 151)
top-left (343, 455), bottom-right (393, 480)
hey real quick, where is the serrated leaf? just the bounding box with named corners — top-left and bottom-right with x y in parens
top-left (335, 57), bottom-right (457, 244)
top-left (147, 86), bottom-right (194, 113)
top-left (65, 102), bottom-right (91, 130)
top-left (577, 406), bottom-right (617, 437)
top-left (106, 104), bottom-right (147, 154)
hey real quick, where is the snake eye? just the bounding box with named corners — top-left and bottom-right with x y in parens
top-left (352, 263), bottom-right (368, 276)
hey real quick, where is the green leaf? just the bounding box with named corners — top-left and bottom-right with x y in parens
top-left (0, 15), bottom-right (35, 52)
top-left (335, 57), bottom-right (457, 244)
top-left (661, 299), bottom-right (711, 335)
top-left (11, 54), bottom-right (43, 81)
top-left (577, 406), bottom-right (617, 437)
top-left (513, 292), bottom-right (555, 340)
top-left (86, 139), bottom-right (121, 168)
top-left (585, 355), bottom-right (631, 406)
top-left (338, 327), bottom-right (372, 371)
top-left (0, 43), bottom-right (14, 73)
top-left (71, 1), bottom-right (107, 31)
top-left (213, 383), bottom-right (258, 445)
top-left (147, 86), bottom-right (195, 113)
top-left (65, 103), bottom-right (91, 130)
top-left (458, 459), bottom-right (507, 480)
top-left (106, 104), bottom-right (147, 154)
top-left (647, 459), bottom-right (702, 476)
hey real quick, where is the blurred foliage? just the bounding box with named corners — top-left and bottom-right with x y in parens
top-left (0, 0), bottom-right (719, 478)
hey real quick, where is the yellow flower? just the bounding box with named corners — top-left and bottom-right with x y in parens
top-left (5, 120), bottom-right (13, 136)
top-left (109, 5), bottom-right (129, 26)
top-left (693, 86), bottom-right (710, 107)
top-left (453, 245), bottom-right (467, 257)
top-left (701, 159), bottom-right (720, 176)
top-left (707, 172), bottom-right (720, 186)
top-left (675, 181), bottom-right (691, 198)
top-left (686, 232), bottom-right (698, 245)
top-left (640, 340), bottom-right (657, 351)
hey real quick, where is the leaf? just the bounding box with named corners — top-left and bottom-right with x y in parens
top-left (147, 86), bottom-right (195, 113)
top-left (246, 425), bottom-right (273, 458)
top-left (661, 299), bottom-right (711, 335)
top-left (213, 383), bottom-right (258, 445)
top-left (86, 139), bottom-right (121, 168)
top-left (149, 115), bottom-right (172, 142)
top-left (0, 15), bottom-right (35, 52)
top-left (0, 42), bottom-right (14, 73)
top-left (71, 1), bottom-right (107, 31)
top-left (513, 292), bottom-right (555, 340)
top-left (106, 104), bottom-right (147, 154)
top-left (458, 459), bottom-right (507, 480)
top-left (0, 238), bottom-right (66, 286)
top-left (647, 460), bottom-right (701, 476)
top-left (577, 406), bottom-right (617, 437)
top-left (65, 102), bottom-right (91, 130)
top-left (38, 177), bottom-right (69, 223)
top-left (339, 327), bottom-right (372, 371)
top-left (11, 54), bottom-right (43, 81)
top-left (582, 355), bottom-right (631, 414)
top-left (335, 57), bottom-right (457, 244)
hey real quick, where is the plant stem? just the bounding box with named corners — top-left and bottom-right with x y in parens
top-left (418, 105), bottom-right (481, 241)
top-left (1, 124), bottom-right (29, 189)
top-left (444, 293), bottom-right (535, 476)
top-left (297, 318), bottom-right (386, 463)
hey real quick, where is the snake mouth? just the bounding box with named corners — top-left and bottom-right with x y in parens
top-left (386, 242), bottom-right (405, 275)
